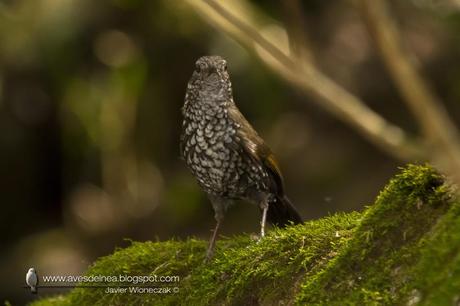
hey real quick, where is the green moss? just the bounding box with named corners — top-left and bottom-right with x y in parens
top-left (296, 164), bottom-right (450, 305)
top-left (411, 201), bottom-right (460, 305)
top-left (30, 164), bottom-right (460, 306)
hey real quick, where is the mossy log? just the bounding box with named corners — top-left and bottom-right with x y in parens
top-left (30, 165), bottom-right (460, 305)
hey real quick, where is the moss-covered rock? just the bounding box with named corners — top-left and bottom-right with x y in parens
top-left (30, 164), bottom-right (460, 305)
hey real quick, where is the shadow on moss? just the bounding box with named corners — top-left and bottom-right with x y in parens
top-left (30, 164), bottom-right (459, 305)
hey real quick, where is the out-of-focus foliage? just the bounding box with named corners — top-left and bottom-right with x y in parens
top-left (1, 0), bottom-right (460, 304)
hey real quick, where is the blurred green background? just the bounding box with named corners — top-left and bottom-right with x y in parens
top-left (1, 0), bottom-right (460, 304)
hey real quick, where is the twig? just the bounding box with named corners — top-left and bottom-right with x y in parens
top-left (359, 0), bottom-right (460, 183)
top-left (186, 0), bottom-right (424, 161)
top-left (281, 0), bottom-right (315, 63)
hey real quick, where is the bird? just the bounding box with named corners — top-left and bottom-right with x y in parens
top-left (26, 267), bottom-right (38, 294)
top-left (180, 55), bottom-right (302, 260)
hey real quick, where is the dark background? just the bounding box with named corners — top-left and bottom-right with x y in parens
top-left (1, 0), bottom-right (460, 304)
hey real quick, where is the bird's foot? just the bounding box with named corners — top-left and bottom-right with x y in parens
top-left (256, 232), bottom-right (265, 244)
top-left (204, 247), bottom-right (215, 263)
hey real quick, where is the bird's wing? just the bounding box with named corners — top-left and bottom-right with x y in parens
top-left (227, 103), bottom-right (285, 195)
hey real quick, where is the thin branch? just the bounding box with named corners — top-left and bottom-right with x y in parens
top-left (281, 0), bottom-right (315, 63)
top-left (186, 0), bottom-right (424, 160)
top-left (359, 0), bottom-right (460, 181)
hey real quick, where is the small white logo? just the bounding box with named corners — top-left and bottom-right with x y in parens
top-left (26, 267), bottom-right (38, 294)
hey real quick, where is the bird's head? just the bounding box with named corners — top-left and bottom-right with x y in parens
top-left (28, 268), bottom-right (36, 273)
top-left (187, 55), bottom-right (233, 104)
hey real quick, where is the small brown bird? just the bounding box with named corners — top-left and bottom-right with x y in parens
top-left (180, 55), bottom-right (302, 259)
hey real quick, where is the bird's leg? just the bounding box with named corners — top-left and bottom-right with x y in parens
top-left (206, 195), bottom-right (229, 261)
top-left (259, 196), bottom-right (269, 240)
top-left (260, 205), bottom-right (268, 238)
top-left (206, 218), bottom-right (221, 261)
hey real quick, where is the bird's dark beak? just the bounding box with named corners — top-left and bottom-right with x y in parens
top-left (205, 71), bottom-right (219, 83)
top-left (199, 66), bottom-right (217, 79)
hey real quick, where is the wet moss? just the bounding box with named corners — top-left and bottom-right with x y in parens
top-left (30, 164), bottom-right (459, 306)
top-left (296, 164), bottom-right (451, 305)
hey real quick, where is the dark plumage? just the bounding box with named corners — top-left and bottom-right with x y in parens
top-left (180, 55), bottom-right (302, 259)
